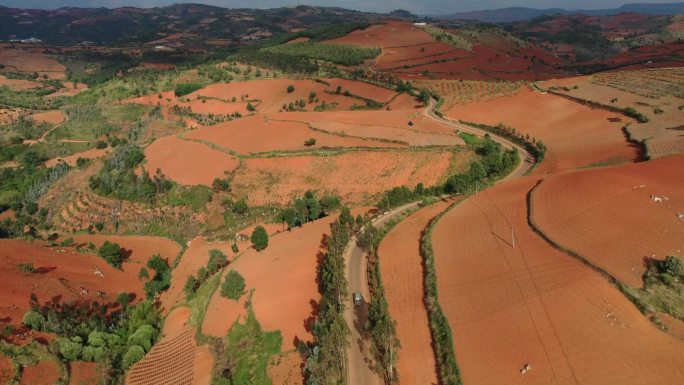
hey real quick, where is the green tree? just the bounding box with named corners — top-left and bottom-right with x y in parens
top-left (98, 241), bottom-right (122, 268)
top-left (57, 336), bottom-right (83, 361)
top-left (207, 249), bottom-right (228, 273)
top-left (122, 345), bottom-right (145, 368)
top-left (22, 310), bottom-right (45, 330)
top-left (184, 275), bottom-right (197, 297)
top-left (138, 267), bottom-right (150, 281)
top-left (251, 226), bottom-right (269, 251)
top-left (287, 85), bottom-right (295, 93)
top-left (221, 270), bottom-right (246, 301)
top-left (247, 102), bottom-right (256, 112)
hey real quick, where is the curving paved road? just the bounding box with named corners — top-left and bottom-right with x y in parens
top-left (342, 98), bottom-right (535, 385)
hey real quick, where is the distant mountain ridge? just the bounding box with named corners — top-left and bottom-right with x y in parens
top-left (442, 2), bottom-right (684, 22)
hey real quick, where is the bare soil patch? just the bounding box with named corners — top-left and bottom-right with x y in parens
top-left (45, 147), bottom-right (110, 168)
top-left (142, 134), bottom-right (240, 186)
top-left (0, 239), bottom-right (146, 325)
top-left (378, 200), bottom-right (452, 385)
top-left (448, 88), bottom-right (639, 174)
top-left (28, 110), bottom-right (65, 125)
top-left (432, 177), bottom-right (684, 385)
top-left (532, 154), bottom-right (684, 288)
top-left (20, 360), bottom-right (60, 385)
top-left (185, 114), bottom-right (400, 154)
top-left (232, 150), bottom-right (460, 205)
top-left (68, 361), bottom-right (101, 385)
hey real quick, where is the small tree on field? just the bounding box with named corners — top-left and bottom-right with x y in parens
top-left (207, 249), bottom-right (228, 274)
top-left (287, 85), bottom-right (295, 93)
top-left (251, 225), bottom-right (269, 251)
top-left (221, 270), bottom-right (245, 301)
top-left (98, 241), bottom-right (122, 268)
top-left (138, 267), bottom-right (150, 281)
top-left (18, 263), bottom-right (35, 273)
top-left (184, 275), bottom-right (197, 297)
top-left (247, 102), bottom-right (255, 112)
top-left (212, 178), bottom-right (230, 192)
top-left (22, 310), bottom-right (45, 330)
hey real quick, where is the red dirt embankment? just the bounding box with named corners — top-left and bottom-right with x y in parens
top-left (185, 114), bottom-right (400, 154)
top-left (432, 177), bottom-right (684, 385)
top-left (378, 200), bottom-right (452, 385)
top-left (0, 239), bottom-right (147, 325)
top-left (532, 154), bottom-right (684, 288)
top-left (447, 87), bottom-right (639, 174)
top-left (46, 147), bottom-right (111, 168)
top-left (142, 134), bottom-right (240, 186)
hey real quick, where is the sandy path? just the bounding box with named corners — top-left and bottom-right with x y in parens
top-left (378, 200), bottom-right (453, 385)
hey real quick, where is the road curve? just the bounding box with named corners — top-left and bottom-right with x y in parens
top-left (342, 97), bottom-right (537, 384)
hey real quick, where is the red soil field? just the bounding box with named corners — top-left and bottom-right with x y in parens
top-left (0, 356), bottom-right (13, 384)
top-left (126, 91), bottom-right (250, 117)
top-left (378, 200), bottom-right (453, 385)
top-left (286, 36), bottom-right (310, 44)
top-left (0, 239), bottom-right (146, 325)
top-left (270, 109), bottom-right (463, 146)
top-left (47, 81), bottom-right (88, 98)
top-left (323, 78), bottom-right (398, 103)
top-left (68, 361), bottom-right (101, 385)
top-left (142, 135), bottom-right (240, 186)
top-left (126, 306), bottom-right (211, 385)
top-left (70, 234), bottom-right (180, 265)
top-left (386, 93), bottom-right (423, 111)
top-left (190, 78), bottom-right (388, 113)
top-left (432, 177), bottom-right (684, 385)
top-left (0, 47), bottom-right (66, 79)
top-left (185, 114), bottom-right (400, 154)
top-left (28, 110), bottom-right (65, 125)
top-left (447, 88), bottom-right (639, 174)
top-left (532, 154), bottom-right (684, 287)
top-left (328, 21), bottom-right (434, 47)
top-left (158, 237), bottom-right (232, 312)
top-left (0, 74), bottom-right (41, 90)
top-left (202, 216), bottom-right (337, 345)
top-left (232, 150), bottom-right (457, 205)
top-left (20, 360), bottom-right (60, 385)
top-left (45, 147), bottom-right (111, 168)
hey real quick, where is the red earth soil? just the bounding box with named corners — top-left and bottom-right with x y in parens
top-left (47, 81), bottom-right (88, 98)
top-left (126, 306), bottom-right (212, 385)
top-left (532, 154), bottom-right (684, 288)
top-left (20, 360), bottom-right (60, 385)
top-left (28, 110), bottom-right (65, 125)
top-left (158, 237), bottom-right (232, 312)
top-left (142, 134), bottom-right (240, 186)
top-left (0, 47), bottom-right (66, 79)
top-left (68, 361), bottom-right (101, 385)
top-left (45, 147), bottom-right (111, 168)
top-left (202, 216), bottom-right (336, 345)
top-left (184, 114), bottom-right (401, 154)
top-left (232, 150), bottom-right (457, 205)
top-left (269, 109), bottom-right (464, 147)
top-left (70, 234), bottom-right (180, 266)
top-left (378, 200), bottom-right (453, 385)
top-left (0, 74), bottom-right (41, 90)
top-left (0, 356), bottom-right (13, 384)
top-left (0, 239), bottom-right (146, 325)
top-left (190, 78), bottom-right (392, 113)
top-left (432, 177), bottom-right (684, 385)
top-left (447, 87), bottom-right (639, 174)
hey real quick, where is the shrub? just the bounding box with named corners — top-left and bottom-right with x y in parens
top-left (184, 275), bottom-right (197, 297)
top-left (174, 82), bottom-right (202, 97)
top-left (287, 85), bottom-right (295, 93)
top-left (304, 138), bottom-right (317, 146)
top-left (17, 262), bottom-right (35, 273)
top-left (247, 102), bottom-right (256, 112)
top-left (122, 345), bottom-right (146, 368)
top-left (97, 241), bottom-right (121, 268)
top-left (212, 178), bottom-right (230, 192)
top-left (95, 140), bottom-right (108, 149)
top-left (207, 249), bottom-right (228, 274)
top-left (22, 310), bottom-right (45, 330)
top-left (144, 254), bottom-right (171, 299)
top-left (231, 243), bottom-right (239, 253)
top-left (251, 225), bottom-right (269, 251)
top-left (57, 336), bottom-right (83, 361)
top-left (221, 270), bottom-right (246, 301)
top-left (138, 267), bottom-right (149, 281)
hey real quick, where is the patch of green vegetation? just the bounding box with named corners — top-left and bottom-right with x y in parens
top-left (0, 85), bottom-right (62, 110)
top-left (174, 82), bottom-right (203, 97)
top-left (0, 340), bottom-right (67, 384)
top-left (189, 272), bottom-right (222, 336)
top-left (0, 116), bottom-right (52, 142)
top-left (263, 42), bottom-right (380, 66)
top-left (166, 184), bottom-right (213, 212)
top-left (143, 254), bottom-right (172, 299)
top-left (622, 256), bottom-right (684, 322)
top-left (212, 300), bottom-right (282, 385)
top-left (457, 132), bottom-right (484, 146)
top-left (220, 270), bottom-right (246, 301)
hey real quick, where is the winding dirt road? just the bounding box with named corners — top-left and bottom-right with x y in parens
top-left (342, 97), bottom-right (535, 384)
